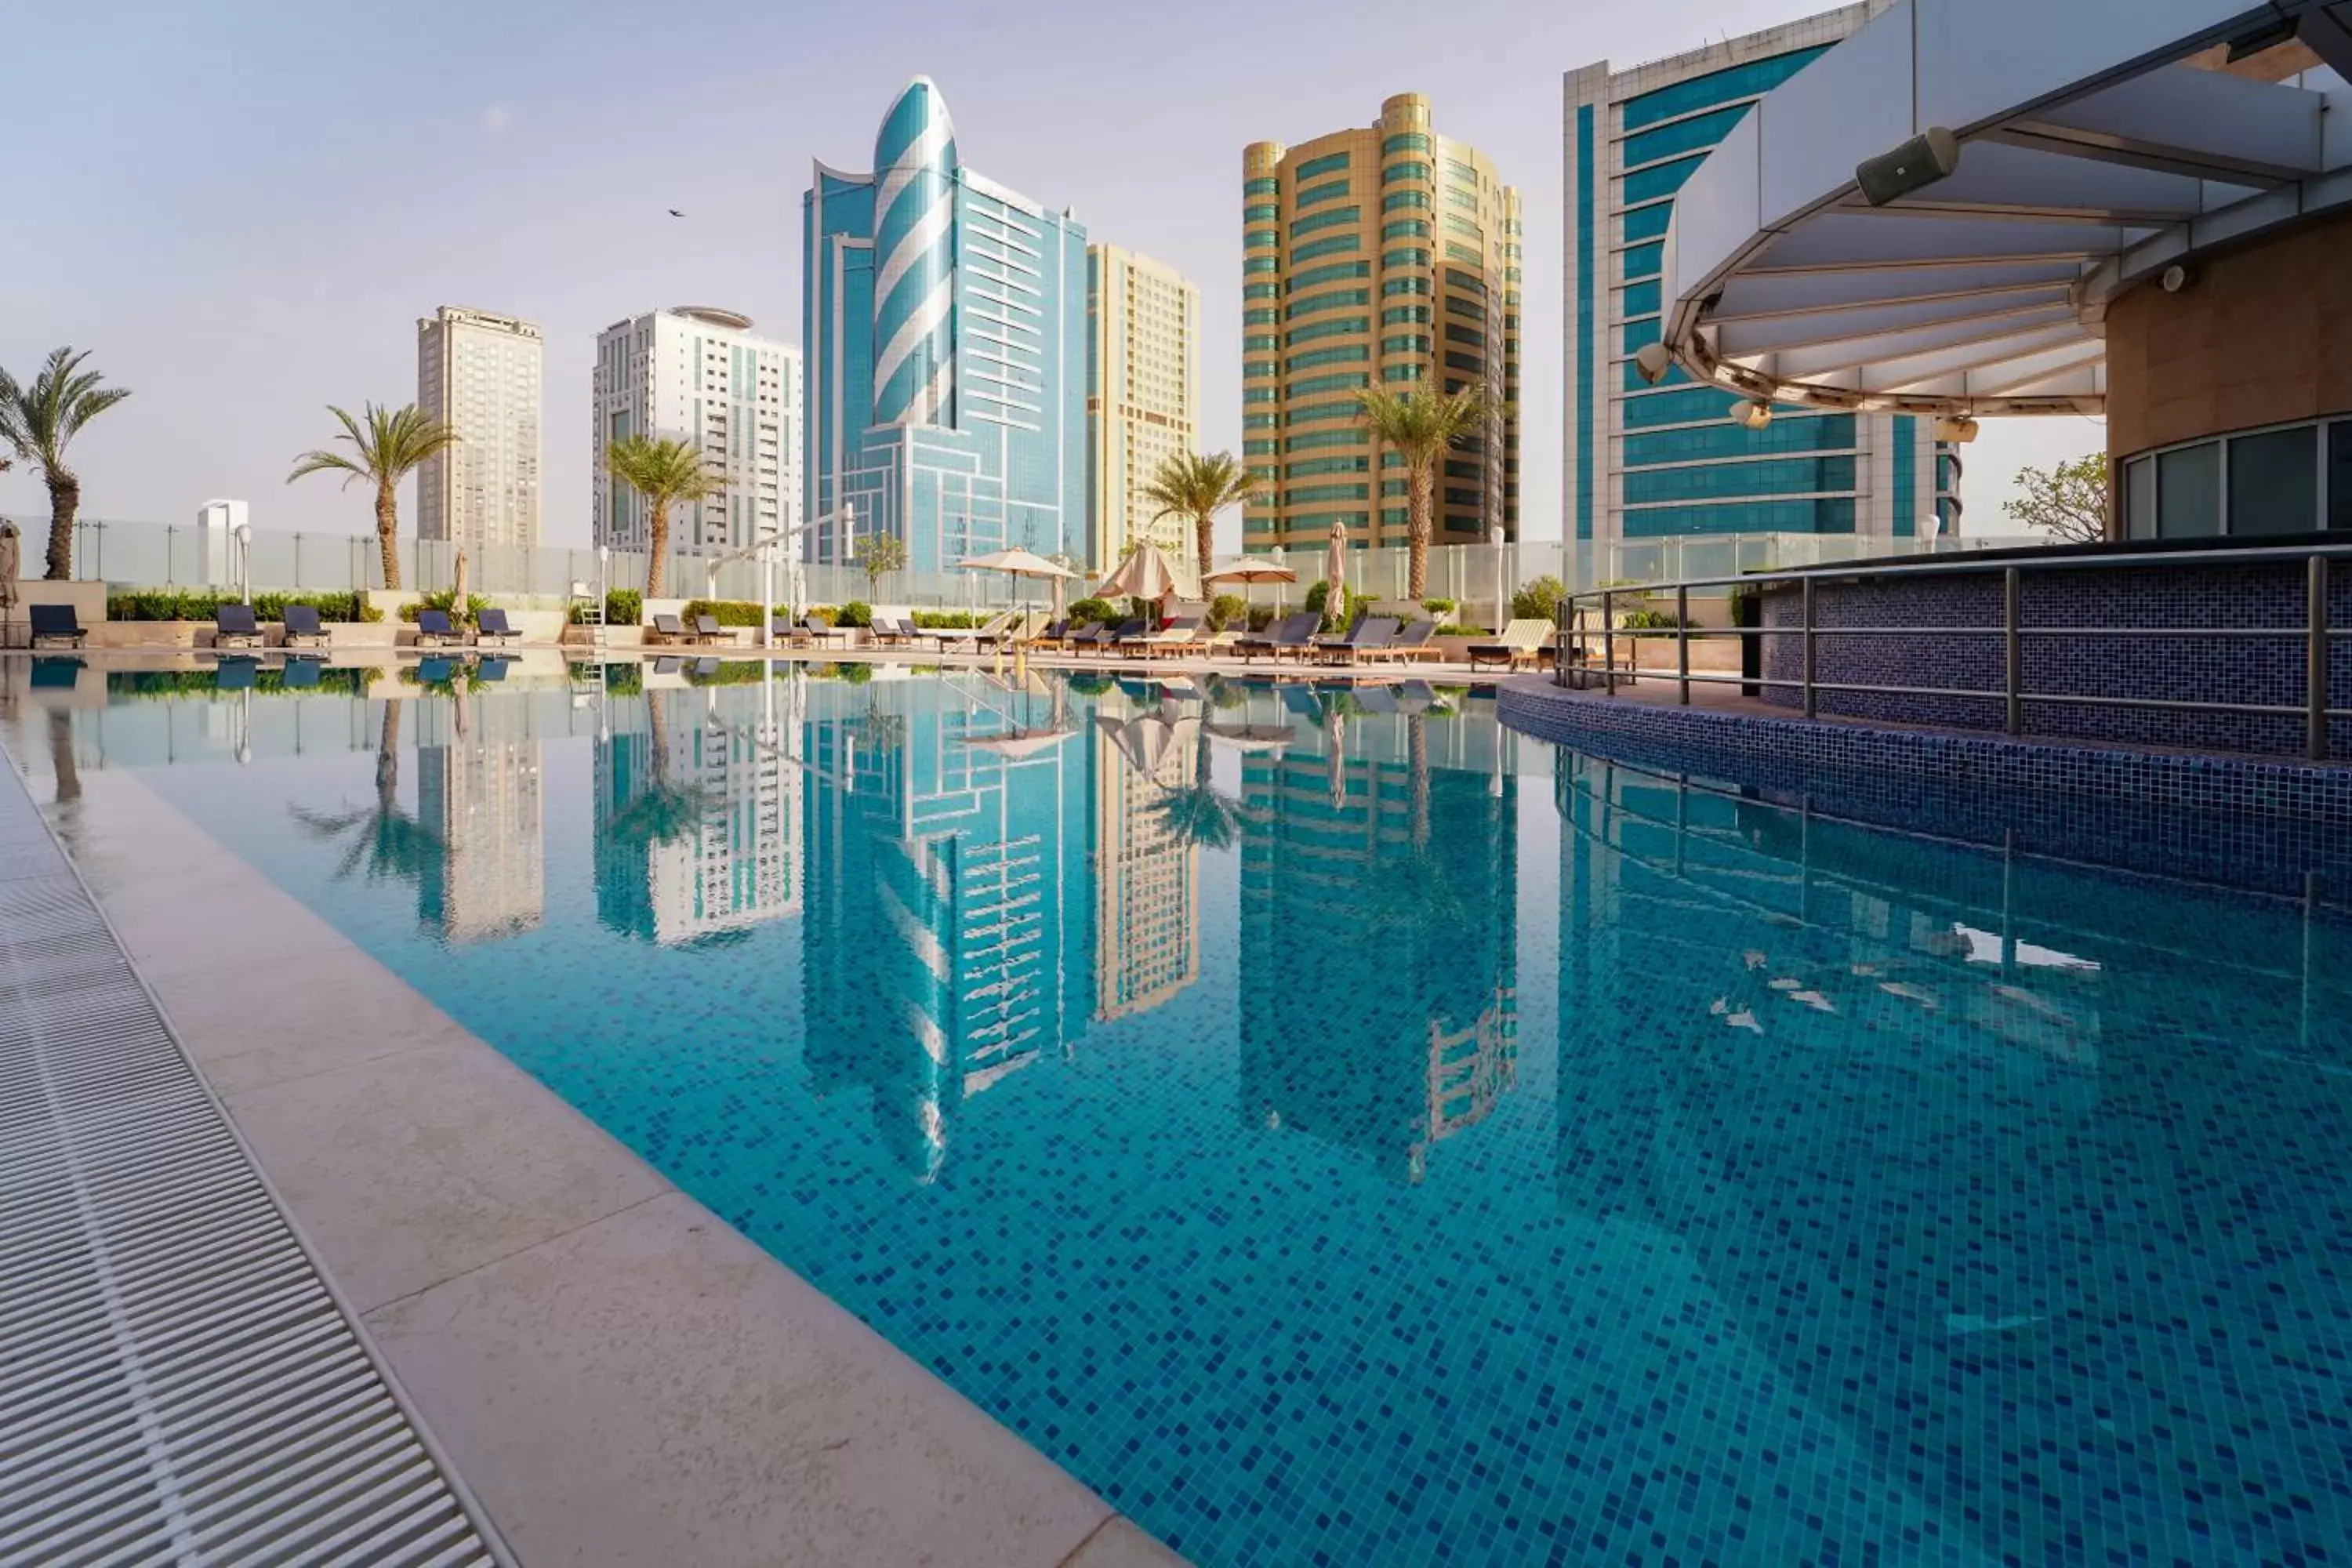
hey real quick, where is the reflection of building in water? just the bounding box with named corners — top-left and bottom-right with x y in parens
top-left (1091, 714), bottom-right (1199, 1021)
top-left (593, 685), bottom-right (803, 946)
top-left (800, 676), bottom-right (1091, 1179)
top-left (1544, 751), bottom-right (2352, 1565)
top-left (1239, 702), bottom-right (1516, 1182)
top-left (415, 700), bottom-right (544, 944)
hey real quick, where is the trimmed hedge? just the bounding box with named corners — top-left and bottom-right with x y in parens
top-left (681, 598), bottom-right (787, 629)
top-left (105, 590), bottom-right (378, 624)
top-left (683, 659), bottom-right (768, 686)
top-left (570, 590), bottom-right (644, 626)
top-left (398, 590), bottom-right (490, 625)
top-left (833, 601), bottom-right (873, 628)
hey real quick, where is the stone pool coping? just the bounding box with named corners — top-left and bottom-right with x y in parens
top-left (41, 763), bottom-right (1187, 1568)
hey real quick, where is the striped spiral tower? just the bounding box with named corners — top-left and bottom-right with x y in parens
top-left (870, 77), bottom-right (959, 428)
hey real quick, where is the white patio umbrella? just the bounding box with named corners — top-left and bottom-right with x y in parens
top-left (1203, 557), bottom-right (1298, 626)
top-left (957, 548), bottom-right (1078, 633)
top-left (1095, 540), bottom-right (1188, 622)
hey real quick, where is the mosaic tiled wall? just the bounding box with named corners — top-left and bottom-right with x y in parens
top-left (1497, 680), bottom-right (2352, 906)
top-left (1754, 559), bottom-right (2352, 757)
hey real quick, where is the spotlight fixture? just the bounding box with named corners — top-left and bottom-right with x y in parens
top-left (1632, 341), bottom-right (1675, 386)
top-left (1856, 126), bottom-right (1959, 206)
top-left (1730, 399), bottom-right (1773, 431)
top-left (2161, 263), bottom-right (2192, 293)
top-left (1930, 415), bottom-right (1980, 442)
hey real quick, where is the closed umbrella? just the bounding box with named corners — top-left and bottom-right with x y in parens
top-left (1321, 528), bottom-right (1348, 631)
top-left (0, 523), bottom-right (19, 627)
top-left (452, 549), bottom-right (469, 626)
top-left (1096, 540), bottom-right (1179, 604)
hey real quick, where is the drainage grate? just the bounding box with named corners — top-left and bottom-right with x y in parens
top-left (0, 756), bottom-right (511, 1567)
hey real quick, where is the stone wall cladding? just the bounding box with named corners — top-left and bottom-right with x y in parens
top-left (1754, 559), bottom-right (2352, 757)
top-left (1497, 678), bottom-right (2352, 906)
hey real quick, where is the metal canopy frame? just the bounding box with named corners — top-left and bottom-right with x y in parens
top-left (1661, 0), bottom-right (2352, 416)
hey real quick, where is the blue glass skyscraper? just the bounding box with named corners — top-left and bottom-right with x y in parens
top-left (804, 79), bottom-right (1089, 572)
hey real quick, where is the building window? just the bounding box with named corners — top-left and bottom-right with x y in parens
top-left (1621, 103), bottom-right (1753, 169)
top-left (1382, 132), bottom-right (1429, 155)
top-left (1290, 260), bottom-right (1371, 291)
top-left (1382, 248), bottom-right (1432, 268)
top-left (1295, 179), bottom-right (1352, 209)
top-left (1619, 154), bottom-right (1706, 206)
top-left (1294, 234), bottom-right (1363, 263)
top-left (1618, 44), bottom-right (1834, 131)
top-left (1293, 151), bottom-right (1350, 180)
top-left (1243, 177), bottom-right (1276, 196)
top-left (1382, 190), bottom-right (1430, 212)
top-left (1383, 220), bottom-right (1431, 240)
top-left (2228, 424), bottom-right (2318, 535)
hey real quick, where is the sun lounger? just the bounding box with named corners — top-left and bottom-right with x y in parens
top-left (214, 603), bottom-right (266, 649)
top-left (693, 613), bottom-right (727, 645)
top-left (281, 604), bottom-right (329, 648)
top-left (1125, 615), bottom-right (1205, 659)
top-left (281, 656), bottom-right (321, 689)
top-left (1313, 616), bottom-right (1397, 666)
top-left (415, 608), bottom-right (465, 648)
top-left (475, 607), bottom-right (520, 647)
top-left (477, 655), bottom-right (513, 682)
top-left (418, 656), bottom-right (460, 684)
top-left (1237, 613), bottom-right (1319, 664)
top-left (1466, 619), bottom-right (1555, 671)
top-left (650, 612), bottom-right (689, 644)
top-left (1352, 683), bottom-right (1399, 713)
top-left (1366, 620), bottom-right (1438, 662)
top-left (214, 655), bottom-right (258, 691)
top-left (1076, 619), bottom-right (1142, 654)
top-left (27, 604), bottom-right (86, 648)
top-left (869, 617), bottom-right (915, 646)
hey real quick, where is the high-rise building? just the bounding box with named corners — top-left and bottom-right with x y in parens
top-left (804, 78), bottom-right (1087, 572)
top-left (416, 306), bottom-right (543, 558)
top-left (1086, 245), bottom-right (1200, 571)
top-left (1563, 5), bottom-right (1959, 546)
top-left (590, 307), bottom-right (802, 559)
top-left (413, 699), bottom-right (544, 946)
top-left (593, 686), bottom-right (802, 947)
top-left (1240, 94), bottom-right (1522, 557)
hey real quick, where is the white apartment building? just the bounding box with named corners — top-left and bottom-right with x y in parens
top-left (1086, 246), bottom-right (1200, 572)
top-left (591, 307), bottom-right (801, 560)
top-left (416, 306), bottom-right (543, 557)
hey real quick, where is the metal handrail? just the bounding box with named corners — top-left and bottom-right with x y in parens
top-left (1554, 542), bottom-right (2347, 761)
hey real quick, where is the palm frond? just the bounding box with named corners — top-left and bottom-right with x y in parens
top-left (0, 347), bottom-right (130, 470)
top-left (287, 401), bottom-right (458, 488)
top-left (606, 434), bottom-right (724, 506)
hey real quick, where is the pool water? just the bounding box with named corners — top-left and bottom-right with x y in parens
top-left (13, 661), bottom-right (2352, 1566)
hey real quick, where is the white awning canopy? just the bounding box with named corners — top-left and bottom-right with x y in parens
top-left (1660, 0), bottom-right (2352, 416)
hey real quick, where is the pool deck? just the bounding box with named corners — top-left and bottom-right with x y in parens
top-left (2, 715), bottom-right (1186, 1566)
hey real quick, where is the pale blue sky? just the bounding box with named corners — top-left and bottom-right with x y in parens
top-left (2, 0), bottom-right (2096, 549)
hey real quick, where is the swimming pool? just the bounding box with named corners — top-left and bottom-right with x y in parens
top-left (13, 659), bottom-right (2350, 1566)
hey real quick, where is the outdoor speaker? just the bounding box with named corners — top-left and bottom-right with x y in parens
top-left (1855, 127), bottom-right (1959, 206)
top-left (1632, 342), bottom-right (1675, 386)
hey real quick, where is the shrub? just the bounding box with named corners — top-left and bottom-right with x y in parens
top-left (400, 590), bottom-right (490, 625)
top-left (1422, 597), bottom-right (1456, 615)
top-left (1303, 580), bottom-right (1365, 622)
top-left (912, 610), bottom-right (982, 629)
top-left (681, 598), bottom-right (767, 628)
top-left (1511, 574), bottom-right (1567, 623)
top-left (1247, 605), bottom-right (1276, 632)
top-left (601, 662), bottom-right (644, 696)
top-left (803, 605), bottom-right (837, 628)
top-left (683, 659), bottom-right (767, 686)
top-left (105, 589), bottom-right (369, 624)
top-left (1433, 623), bottom-right (1490, 637)
top-left (1067, 673), bottom-right (1116, 696)
top-left (573, 589), bottom-right (646, 626)
top-left (833, 601), bottom-right (873, 628)
top-left (1619, 606), bottom-right (1687, 630)
top-left (840, 661), bottom-right (874, 684)
top-left (1207, 593), bottom-right (1247, 632)
top-left (1067, 597), bottom-right (1116, 626)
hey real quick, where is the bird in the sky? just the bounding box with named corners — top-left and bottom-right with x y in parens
top-left (668, 209), bottom-right (684, 217)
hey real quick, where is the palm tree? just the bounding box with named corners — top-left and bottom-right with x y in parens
top-left (290, 702), bottom-right (447, 885)
top-left (0, 347), bottom-right (132, 579)
top-left (1352, 386), bottom-right (1489, 599)
top-left (1152, 715), bottom-right (1242, 853)
top-left (1142, 451), bottom-right (1259, 581)
top-left (286, 403), bottom-right (459, 591)
top-left (604, 434), bottom-right (720, 598)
